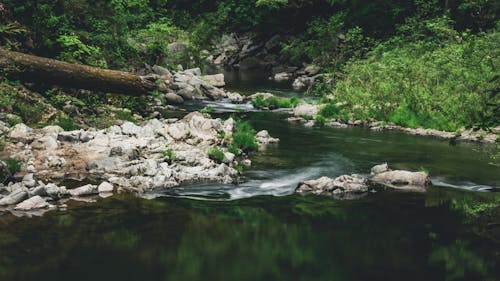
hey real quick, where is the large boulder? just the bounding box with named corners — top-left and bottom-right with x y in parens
top-left (31, 135), bottom-right (58, 150)
top-left (68, 184), bottom-right (98, 197)
top-left (165, 93), bottom-right (185, 105)
top-left (292, 76), bottom-right (315, 90)
top-left (272, 72), bottom-right (293, 82)
top-left (370, 163), bottom-right (390, 175)
top-left (304, 64), bottom-right (321, 76)
top-left (98, 181), bottom-right (114, 193)
top-left (255, 130), bottom-right (279, 145)
top-left (202, 74), bottom-right (225, 87)
top-left (14, 196), bottom-right (49, 211)
top-left (369, 170), bottom-right (431, 191)
top-left (293, 104), bottom-right (321, 118)
top-left (8, 123), bottom-right (33, 142)
top-left (0, 189), bottom-right (29, 205)
top-left (296, 175), bottom-right (368, 198)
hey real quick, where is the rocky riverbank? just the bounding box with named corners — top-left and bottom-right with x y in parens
top-left (287, 103), bottom-right (498, 144)
top-left (139, 65), bottom-right (244, 105)
top-left (295, 163), bottom-right (432, 198)
top-left (0, 112), bottom-right (279, 216)
top-left (204, 33), bottom-right (323, 91)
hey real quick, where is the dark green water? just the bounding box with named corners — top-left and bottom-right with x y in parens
top-left (1, 74), bottom-right (499, 281)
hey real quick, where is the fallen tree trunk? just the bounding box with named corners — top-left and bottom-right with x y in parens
top-left (0, 48), bottom-right (157, 96)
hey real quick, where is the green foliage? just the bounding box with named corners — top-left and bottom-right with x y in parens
top-left (208, 148), bottom-right (225, 163)
top-left (251, 95), bottom-right (300, 109)
top-left (232, 121), bottom-right (258, 152)
top-left (0, 21), bottom-right (27, 49)
top-left (227, 145), bottom-right (241, 156)
top-left (235, 163), bottom-right (245, 174)
top-left (132, 18), bottom-right (192, 66)
top-left (255, 0), bottom-right (288, 9)
top-left (322, 21), bottom-right (499, 131)
top-left (0, 136), bottom-right (5, 152)
top-left (55, 116), bottom-right (79, 131)
top-left (282, 13), bottom-right (375, 68)
top-left (57, 34), bottom-right (107, 67)
top-left (2, 157), bottom-right (22, 183)
top-left (317, 104), bottom-right (340, 119)
top-left (161, 148), bottom-right (176, 162)
top-left (114, 110), bottom-right (137, 123)
top-left (200, 105), bottom-right (214, 114)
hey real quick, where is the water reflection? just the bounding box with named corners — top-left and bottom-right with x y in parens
top-left (0, 189), bottom-right (498, 281)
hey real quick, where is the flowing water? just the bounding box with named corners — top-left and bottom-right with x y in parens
top-left (0, 70), bottom-right (499, 281)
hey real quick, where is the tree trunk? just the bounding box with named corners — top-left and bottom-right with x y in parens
top-left (0, 48), bottom-right (157, 96)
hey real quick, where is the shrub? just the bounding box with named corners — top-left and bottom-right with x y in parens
top-left (251, 96), bottom-right (300, 109)
top-left (317, 103), bottom-right (340, 119)
top-left (324, 22), bottom-right (499, 131)
top-left (55, 116), bottom-right (79, 131)
top-left (1, 157), bottom-right (21, 182)
top-left (162, 148), bottom-right (175, 162)
top-left (228, 145), bottom-right (240, 156)
top-left (232, 121), bottom-right (258, 152)
top-left (208, 148), bottom-right (225, 164)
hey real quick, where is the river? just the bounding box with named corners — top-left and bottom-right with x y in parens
top-left (0, 69), bottom-right (498, 281)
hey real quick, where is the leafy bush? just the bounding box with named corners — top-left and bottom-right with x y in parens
top-left (208, 148), bottom-right (225, 163)
top-left (324, 20), bottom-right (499, 131)
top-left (1, 157), bottom-right (21, 183)
top-left (57, 34), bottom-right (107, 67)
top-left (161, 148), bottom-right (176, 162)
top-left (317, 103), bottom-right (340, 119)
top-left (227, 145), bottom-right (240, 156)
top-left (251, 95), bottom-right (300, 109)
top-left (55, 116), bottom-right (79, 131)
top-left (232, 121), bottom-right (258, 152)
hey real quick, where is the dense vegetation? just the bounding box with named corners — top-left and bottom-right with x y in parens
top-left (315, 18), bottom-right (499, 131)
top-left (0, 0), bottom-right (498, 131)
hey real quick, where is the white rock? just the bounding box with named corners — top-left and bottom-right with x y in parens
top-left (8, 123), bottom-right (33, 141)
top-left (68, 184), bottom-right (98, 197)
top-left (293, 104), bottom-right (321, 118)
top-left (273, 72), bottom-right (292, 82)
top-left (31, 135), bottom-right (58, 150)
top-left (22, 173), bottom-right (36, 188)
top-left (121, 122), bottom-right (142, 136)
top-left (202, 74), bottom-right (225, 87)
top-left (98, 181), bottom-right (114, 193)
top-left (46, 155), bottom-right (66, 168)
top-left (45, 183), bottom-right (68, 198)
top-left (0, 189), bottom-right (29, 205)
top-left (42, 125), bottom-right (64, 135)
top-left (223, 152), bottom-right (235, 164)
top-left (256, 130), bottom-right (280, 144)
top-left (14, 196), bottom-right (49, 210)
top-left (371, 163), bottom-right (390, 175)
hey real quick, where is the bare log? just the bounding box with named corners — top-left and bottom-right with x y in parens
top-left (0, 48), bottom-right (157, 96)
